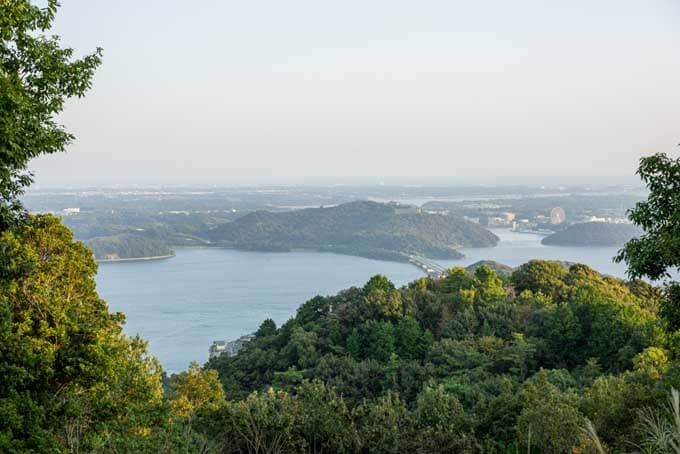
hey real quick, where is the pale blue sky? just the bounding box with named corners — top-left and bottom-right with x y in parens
top-left (32, 0), bottom-right (680, 186)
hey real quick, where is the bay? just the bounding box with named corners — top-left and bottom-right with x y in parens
top-left (95, 229), bottom-right (628, 372)
top-left (96, 249), bottom-right (423, 372)
top-left (442, 229), bottom-right (626, 276)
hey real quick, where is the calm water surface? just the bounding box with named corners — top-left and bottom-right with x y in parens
top-left (95, 229), bottom-right (627, 372)
top-left (96, 249), bottom-right (423, 372)
top-left (443, 229), bottom-right (626, 275)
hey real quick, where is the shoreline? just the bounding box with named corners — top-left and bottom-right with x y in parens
top-left (96, 253), bottom-right (175, 263)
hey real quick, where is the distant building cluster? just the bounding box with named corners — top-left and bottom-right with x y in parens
top-left (465, 211), bottom-right (516, 227)
top-left (584, 216), bottom-right (631, 224)
top-left (507, 206), bottom-right (631, 234)
top-left (510, 207), bottom-right (566, 234)
top-left (209, 334), bottom-right (254, 359)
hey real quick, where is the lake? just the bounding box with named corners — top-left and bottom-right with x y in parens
top-left (95, 229), bottom-right (627, 372)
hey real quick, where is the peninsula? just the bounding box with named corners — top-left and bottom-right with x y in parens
top-left (203, 201), bottom-right (498, 262)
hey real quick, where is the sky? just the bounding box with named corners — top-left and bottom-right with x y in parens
top-left (31, 0), bottom-right (680, 187)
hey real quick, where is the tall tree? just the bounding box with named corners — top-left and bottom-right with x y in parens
top-left (616, 152), bottom-right (680, 328)
top-left (0, 0), bottom-right (101, 229)
top-left (0, 216), bottom-right (165, 451)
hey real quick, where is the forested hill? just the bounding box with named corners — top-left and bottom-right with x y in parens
top-left (207, 260), bottom-right (666, 452)
top-left (203, 201), bottom-right (499, 261)
top-left (541, 222), bottom-right (643, 247)
top-left (86, 233), bottom-right (174, 260)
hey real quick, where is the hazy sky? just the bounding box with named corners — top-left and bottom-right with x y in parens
top-left (32, 0), bottom-right (680, 186)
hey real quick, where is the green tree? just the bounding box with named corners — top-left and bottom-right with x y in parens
top-left (255, 318), bottom-right (277, 338)
top-left (282, 326), bottom-right (318, 369)
top-left (414, 384), bottom-right (473, 452)
top-left (394, 316), bottom-right (424, 359)
top-left (633, 346), bottom-right (669, 381)
top-left (361, 288), bottom-right (403, 321)
top-left (517, 371), bottom-right (583, 453)
top-left (474, 264), bottom-right (506, 303)
top-left (364, 320), bottom-right (396, 362)
top-left (353, 392), bottom-right (415, 453)
top-left (579, 374), bottom-right (651, 449)
top-left (295, 380), bottom-right (358, 453)
top-left (511, 260), bottom-right (571, 303)
top-left (616, 152), bottom-right (680, 328)
top-left (441, 267), bottom-right (476, 294)
top-left (363, 274), bottom-right (396, 293)
top-left (296, 295), bottom-right (330, 327)
top-left (311, 355), bottom-right (386, 406)
top-left (346, 328), bottom-right (361, 359)
top-left (168, 362), bottom-right (225, 420)
top-left (226, 388), bottom-right (303, 454)
top-left (0, 0), bottom-right (102, 228)
top-left (0, 216), bottom-right (165, 451)
top-left (415, 383), bottom-right (466, 430)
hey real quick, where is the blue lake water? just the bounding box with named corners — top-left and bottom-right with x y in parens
top-left (441, 229), bottom-right (627, 275)
top-left (95, 229), bottom-right (628, 372)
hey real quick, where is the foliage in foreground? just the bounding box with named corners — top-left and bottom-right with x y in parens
top-left (4, 214), bottom-right (680, 453)
top-left (0, 0), bottom-right (101, 229)
top-left (0, 216), bottom-right (167, 452)
top-left (616, 152), bottom-right (680, 333)
top-left (3, 0), bottom-right (680, 451)
top-left (204, 254), bottom-right (679, 452)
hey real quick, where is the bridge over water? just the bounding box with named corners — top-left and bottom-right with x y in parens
top-left (408, 255), bottom-right (448, 278)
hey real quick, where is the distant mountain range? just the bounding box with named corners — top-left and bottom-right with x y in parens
top-left (203, 201), bottom-right (499, 262)
top-left (542, 222), bottom-right (642, 247)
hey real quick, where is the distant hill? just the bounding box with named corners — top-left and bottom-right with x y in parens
top-left (541, 222), bottom-right (642, 247)
top-left (204, 201), bottom-right (498, 262)
top-left (86, 234), bottom-right (174, 261)
top-left (463, 260), bottom-right (582, 276)
top-left (465, 260), bottom-right (514, 276)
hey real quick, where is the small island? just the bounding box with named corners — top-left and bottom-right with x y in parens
top-left (86, 234), bottom-right (174, 262)
top-left (541, 222), bottom-right (643, 247)
top-left (203, 201), bottom-right (499, 262)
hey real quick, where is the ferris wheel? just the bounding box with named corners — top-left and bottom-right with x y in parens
top-left (550, 207), bottom-right (566, 225)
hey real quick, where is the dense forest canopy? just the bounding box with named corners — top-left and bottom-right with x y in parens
top-left (541, 222), bottom-right (643, 247)
top-left (204, 260), bottom-right (670, 452)
top-left (204, 201), bottom-right (499, 261)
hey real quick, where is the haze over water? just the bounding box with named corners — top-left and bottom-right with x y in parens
top-left (95, 229), bottom-right (627, 372)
